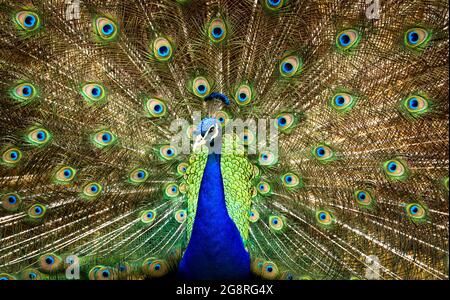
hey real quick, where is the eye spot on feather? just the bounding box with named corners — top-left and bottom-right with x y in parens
top-left (1, 193), bottom-right (22, 212)
top-left (312, 144), bottom-right (335, 163)
top-left (39, 253), bottom-right (62, 273)
top-left (0, 273), bottom-right (15, 280)
top-left (257, 181), bottom-right (272, 196)
top-left (15, 11), bottom-right (41, 32)
top-left (27, 204), bottom-right (47, 220)
top-left (164, 183), bottom-right (180, 198)
top-left (315, 210), bottom-right (334, 228)
top-left (336, 29), bottom-right (360, 51)
top-left (262, 0), bottom-right (285, 11)
top-left (11, 82), bottom-right (38, 104)
top-left (208, 18), bottom-right (227, 43)
top-left (159, 145), bottom-right (178, 160)
top-left (404, 28), bottom-right (431, 50)
top-left (354, 189), bottom-right (375, 209)
top-left (191, 77), bottom-right (211, 98)
top-left (248, 208), bottom-right (260, 223)
top-left (330, 92), bottom-right (356, 112)
top-left (140, 209), bottom-right (156, 224)
top-left (279, 55), bottom-right (302, 78)
top-left (153, 37), bottom-right (173, 61)
top-left (21, 268), bottom-right (42, 280)
top-left (234, 83), bottom-right (254, 106)
top-left (174, 209), bottom-right (187, 223)
top-left (269, 215), bottom-right (284, 231)
top-left (400, 94), bottom-right (430, 119)
top-left (128, 168), bottom-right (149, 184)
top-left (82, 182), bottom-right (102, 200)
top-left (142, 258), bottom-right (169, 278)
top-left (281, 173), bottom-right (301, 188)
top-left (26, 127), bottom-right (52, 147)
top-left (81, 83), bottom-right (107, 105)
top-left (382, 159), bottom-right (409, 181)
top-left (91, 129), bottom-right (117, 148)
top-left (405, 203), bottom-right (427, 223)
top-left (1, 147), bottom-right (23, 166)
top-left (53, 166), bottom-right (77, 184)
top-left (94, 17), bottom-right (118, 41)
top-left (261, 261), bottom-right (279, 279)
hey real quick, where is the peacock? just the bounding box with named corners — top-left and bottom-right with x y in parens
top-left (0, 0), bottom-right (448, 281)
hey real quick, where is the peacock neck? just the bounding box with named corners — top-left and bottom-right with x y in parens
top-left (177, 151), bottom-right (250, 280)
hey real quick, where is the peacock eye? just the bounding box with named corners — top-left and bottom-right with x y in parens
top-left (153, 37), bottom-right (173, 61)
top-left (22, 269), bottom-right (41, 280)
top-left (82, 182), bottom-right (102, 199)
top-left (28, 204), bottom-right (47, 219)
top-left (316, 210), bottom-right (334, 227)
top-left (164, 183), bottom-right (180, 198)
top-left (159, 145), bottom-right (177, 160)
top-left (94, 267), bottom-right (116, 280)
top-left (279, 55), bottom-right (302, 78)
top-left (94, 17), bottom-right (118, 41)
top-left (405, 28), bottom-right (431, 49)
top-left (177, 162), bottom-right (189, 176)
top-left (1, 193), bottom-right (22, 212)
top-left (258, 150), bottom-right (277, 166)
top-left (331, 92), bottom-right (356, 112)
top-left (281, 173), bottom-right (301, 188)
top-left (405, 203), bottom-right (427, 223)
top-left (261, 261), bottom-right (279, 279)
top-left (234, 84), bottom-right (253, 106)
top-left (257, 181), bottom-right (272, 196)
top-left (383, 159), bottom-right (409, 181)
top-left (91, 129), bottom-right (117, 148)
top-left (129, 168), bottom-right (149, 184)
top-left (39, 253), bottom-right (62, 272)
top-left (354, 189), bottom-right (375, 208)
top-left (140, 209), bottom-right (157, 224)
top-left (15, 11), bottom-right (41, 32)
top-left (213, 111), bottom-right (230, 126)
top-left (11, 82), bottom-right (38, 103)
top-left (174, 209), bottom-right (187, 223)
top-left (145, 98), bottom-right (168, 118)
top-left (336, 29), bottom-right (361, 51)
top-left (263, 0), bottom-right (285, 11)
top-left (54, 166), bottom-right (77, 184)
top-left (1, 147), bottom-right (23, 166)
top-left (0, 273), bottom-right (15, 280)
top-left (248, 208), bottom-right (260, 222)
top-left (192, 76), bottom-right (211, 98)
top-left (81, 83), bottom-right (107, 104)
top-left (401, 95), bottom-right (430, 119)
top-left (313, 144), bottom-right (335, 163)
top-left (26, 127), bottom-right (52, 147)
top-left (142, 258), bottom-right (169, 277)
top-left (274, 113), bottom-right (296, 132)
top-left (208, 18), bottom-right (227, 43)
top-left (269, 215), bottom-right (284, 231)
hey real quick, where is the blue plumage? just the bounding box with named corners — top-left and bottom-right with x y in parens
top-left (177, 153), bottom-right (250, 280)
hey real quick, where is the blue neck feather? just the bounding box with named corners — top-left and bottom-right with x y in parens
top-left (178, 153), bottom-right (250, 280)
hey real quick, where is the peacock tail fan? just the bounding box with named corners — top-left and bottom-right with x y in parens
top-left (0, 0), bottom-right (448, 280)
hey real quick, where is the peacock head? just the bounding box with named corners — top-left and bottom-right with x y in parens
top-left (193, 117), bottom-right (221, 152)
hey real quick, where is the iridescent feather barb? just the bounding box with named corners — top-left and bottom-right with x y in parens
top-left (0, 0), bottom-right (448, 280)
